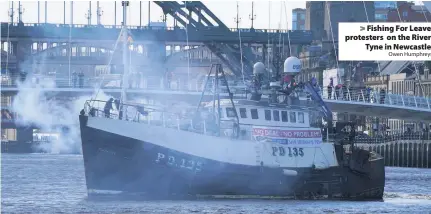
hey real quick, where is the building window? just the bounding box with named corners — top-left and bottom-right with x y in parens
top-left (1, 95), bottom-right (12, 107)
top-left (300, 13), bottom-right (305, 20)
top-left (239, 108), bottom-right (247, 118)
top-left (1, 129), bottom-right (17, 141)
top-left (403, 12), bottom-right (408, 17)
top-left (292, 21), bottom-right (298, 30)
top-left (290, 112), bottom-right (296, 123)
top-left (375, 13), bottom-right (388, 20)
top-left (281, 111), bottom-right (288, 122)
top-left (273, 110), bottom-right (280, 121)
top-left (264, 110), bottom-right (271, 121)
top-left (251, 109), bottom-right (258, 119)
top-left (298, 112), bottom-right (305, 123)
top-left (374, 1), bottom-right (396, 9)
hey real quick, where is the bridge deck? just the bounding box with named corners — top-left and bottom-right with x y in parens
top-left (1, 22), bottom-right (313, 44)
top-left (2, 76), bottom-right (431, 122)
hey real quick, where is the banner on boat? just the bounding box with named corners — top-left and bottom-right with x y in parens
top-left (252, 126), bottom-right (322, 145)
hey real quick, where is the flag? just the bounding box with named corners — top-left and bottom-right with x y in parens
top-left (128, 36), bottom-right (133, 44)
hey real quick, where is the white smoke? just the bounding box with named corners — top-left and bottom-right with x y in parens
top-left (12, 77), bottom-right (110, 154)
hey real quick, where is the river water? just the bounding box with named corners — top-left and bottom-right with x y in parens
top-left (2, 154), bottom-right (431, 213)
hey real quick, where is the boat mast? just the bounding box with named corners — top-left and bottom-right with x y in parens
top-left (121, 1), bottom-right (129, 104)
top-left (197, 64), bottom-right (239, 137)
top-left (215, 67), bottom-right (221, 136)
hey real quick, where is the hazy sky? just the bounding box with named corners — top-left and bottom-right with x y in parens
top-left (0, 1), bottom-right (307, 30)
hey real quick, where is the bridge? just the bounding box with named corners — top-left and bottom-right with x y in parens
top-left (1, 23), bottom-right (311, 45)
top-left (2, 75), bottom-right (431, 122)
top-left (1, 22), bottom-right (310, 78)
top-left (1, 1), bottom-right (313, 79)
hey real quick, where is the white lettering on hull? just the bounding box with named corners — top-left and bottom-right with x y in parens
top-left (155, 152), bottom-right (203, 172)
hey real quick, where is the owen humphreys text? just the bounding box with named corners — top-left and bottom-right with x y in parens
top-left (344, 24), bottom-right (431, 57)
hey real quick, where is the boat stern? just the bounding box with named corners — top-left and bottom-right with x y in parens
top-left (340, 149), bottom-right (385, 200)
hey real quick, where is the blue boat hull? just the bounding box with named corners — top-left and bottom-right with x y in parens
top-left (79, 115), bottom-right (385, 200)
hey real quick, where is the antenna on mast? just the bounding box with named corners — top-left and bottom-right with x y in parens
top-left (18, 1), bottom-right (24, 23)
top-left (8, 2), bottom-right (14, 24)
top-left (234, 2), bottom-right (241, 30)
top-left (249, 1), bottom-right (256, 29)
top-left (85, 1), bottom-right (92, 25)
top-left (96, 1), bottom-right (104, 25)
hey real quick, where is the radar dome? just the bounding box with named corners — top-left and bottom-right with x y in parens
top-left (253, 62), bottom-right (265, 74)
top-left (283, 56), bottom-right (301, 74)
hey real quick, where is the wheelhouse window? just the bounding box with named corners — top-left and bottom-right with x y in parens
top-left (226, 107), bottom-right (237, 118)
top-left (264, 110), bottom-right (271, 121)
top-left (290, 112), bottom-right (296, 123)
top-left (298, 112), bottom-right (305, 123)
top-left (273, 110), bottom-right (280, 121)
top-left (251, 109), bottom-right (259, 119)
top-left (281, 111), bottom-right (288, 122)
top-left (239, 108), bottom-right (247, 118)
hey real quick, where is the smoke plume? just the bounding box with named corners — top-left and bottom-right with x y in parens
top-left (12, 76), bottom-right (110, 154)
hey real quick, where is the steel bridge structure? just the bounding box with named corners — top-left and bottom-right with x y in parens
top-left (1, 1), bottom-right (313, 81)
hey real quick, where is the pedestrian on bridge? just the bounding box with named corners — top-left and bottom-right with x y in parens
top-left (365, 87), bottom-right (372, 102)
top-left (334, 84), bottom-right (341, 100)
top-left (327, 77), bottom-right (334, 99)
top-left (165, 70), bottom-right (173, 89)
top-left (341, 84), bottom-right (347, 100)
top-left (129, 72), bottom-right (135, 89)
top-left (72, 71), bottom-right (77, 88)
top-left (78, 72), bottom-right (84, 88)
top-left (380, 88), bottom-right (386, 104)
top-left (136, 72), bottom-right (142, 89)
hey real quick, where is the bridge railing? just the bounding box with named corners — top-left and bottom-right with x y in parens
top-left (0, 73), bottom-right (249, 93)
top-left (2, 73), bottom-right (431, 111)
top-left (1, 22), bottom-right (311, 35)
top-left (318, 86), bottom-right (431, 110)
top-left (353, 131), bottom-right (431, 144)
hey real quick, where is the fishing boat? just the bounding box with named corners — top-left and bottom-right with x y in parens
top-left (78, 59), bottom-right (385, 200)
top-left (78, 3), bottom-right (384, 199)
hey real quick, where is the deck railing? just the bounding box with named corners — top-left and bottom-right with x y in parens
top-left (84, 99), bottom-right (240, 138)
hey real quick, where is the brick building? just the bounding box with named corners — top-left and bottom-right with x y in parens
top-left (374, 1), bottom-right (399, 21)
top-left (387, 2), bottom-right (431, 22)
top-left (305, 1), bottom-right (375, 41)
